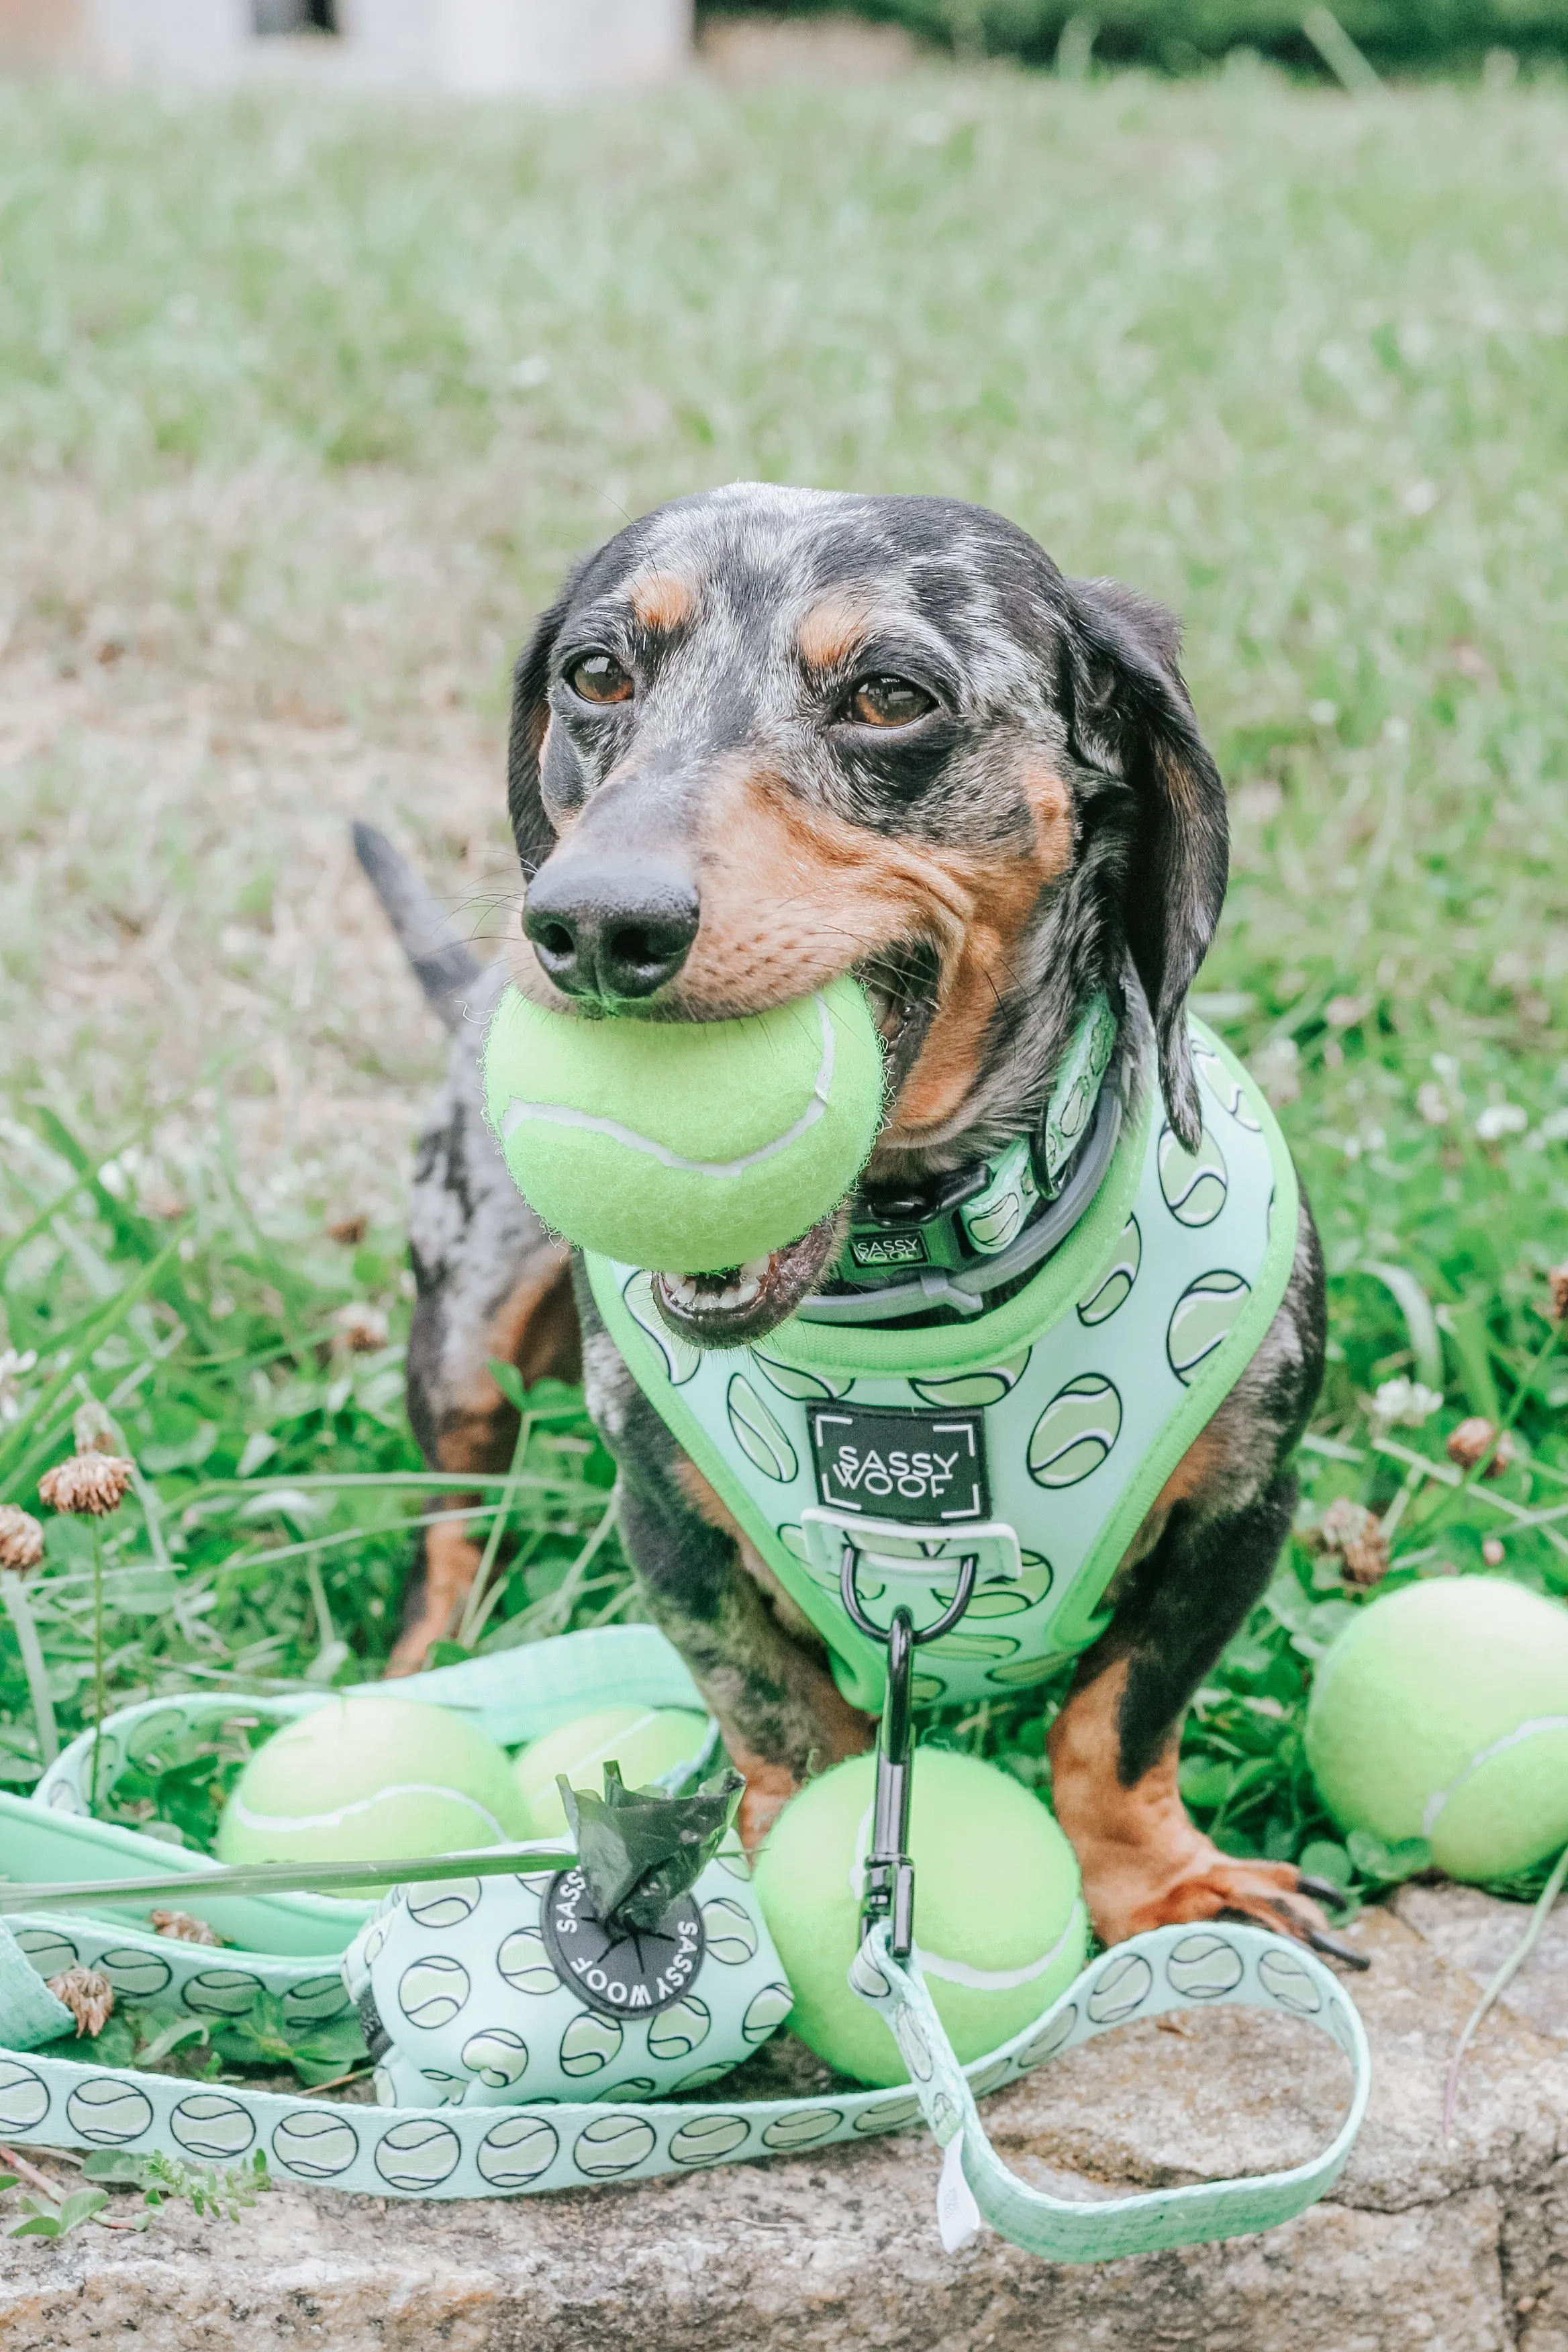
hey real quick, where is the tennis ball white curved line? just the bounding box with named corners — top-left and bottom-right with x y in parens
top-left (483, 975), bottom-right (885, 1274)
top-left (754, 1749), bottom-right (1086, 2088)
top-left (1305, 1576), bottom-right (1568, 1880)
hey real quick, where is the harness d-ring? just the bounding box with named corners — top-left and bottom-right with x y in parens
top-left (840, 1542), bottom-right (979, 1959)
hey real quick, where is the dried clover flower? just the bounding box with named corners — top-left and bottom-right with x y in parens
top-left (38, 1451), bottom-right (134, 1517)
top-left (46, 1967), bottom-right (115, 2038)
top-left (333, 1302), bottom-right (389, 1353)
top-left (1319, 1497), bottom-right (1390, 1590)
top-left (1446, 1417), bottom-right (1516, 1477)
top-left (150, 1910), bottom-right (226, 1947)
top-left (0, 1504), bottom-right (44, 1573)
top-left (1550, 1265), bottom-right (1568, 1324)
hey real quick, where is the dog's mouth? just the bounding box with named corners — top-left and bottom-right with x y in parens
top-left (652, 1212), bottom-right (845, 1349)
top-left (859, 944), bottom-right (939, 1105)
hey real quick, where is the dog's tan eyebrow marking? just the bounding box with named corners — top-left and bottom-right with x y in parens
top-left (628, 571), bottom-right (697, 632)
top-left (796, 597), bottom-right (871, 672)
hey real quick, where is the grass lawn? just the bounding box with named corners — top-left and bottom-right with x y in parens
top-left (1, 57), bottom-right (1567, 1974)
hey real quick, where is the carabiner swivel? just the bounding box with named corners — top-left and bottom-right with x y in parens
top-left (839, 1542), bottom-right (978, 1959)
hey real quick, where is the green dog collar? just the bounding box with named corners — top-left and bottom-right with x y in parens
top-left (826, 990), bottom-right (1120, 1316)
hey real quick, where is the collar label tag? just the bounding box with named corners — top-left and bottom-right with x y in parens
top-left (848, 1229), bottom-right (928, 1269)
top-left (807, 1404), bottom-right (990, 1524)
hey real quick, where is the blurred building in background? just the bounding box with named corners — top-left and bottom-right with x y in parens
top-left (0, 0), bottom-right (692, 92)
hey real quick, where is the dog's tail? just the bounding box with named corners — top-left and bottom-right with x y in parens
top-left (352, 821), bottom-right (484, 1034)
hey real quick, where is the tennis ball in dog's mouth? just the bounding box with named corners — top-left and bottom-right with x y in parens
top-left (482, 975), bottom-right (884, 1275)
top-left (752, 1748), bottom-right (1087, 2088)
top-left (1306, 1576), bottom-right (1568, 1881)
top-left (511, 1704), bottom-right (712, 1836)
top-left (215, 1696), bottom-right (528, 1870)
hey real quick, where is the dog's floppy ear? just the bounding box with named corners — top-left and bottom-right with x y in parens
top-left (509, 542), bottom-right (612, 879)
top-left (1065, 578), bottom-right (1228, 1153)
top-left (506, 584), bottom-right (577, 882)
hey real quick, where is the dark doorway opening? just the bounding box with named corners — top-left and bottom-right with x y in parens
top-left (253, 0), bottom-right (338, 31)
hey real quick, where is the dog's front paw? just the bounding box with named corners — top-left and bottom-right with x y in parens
top-left (1082, 1834), bottom-right (1369, 1971)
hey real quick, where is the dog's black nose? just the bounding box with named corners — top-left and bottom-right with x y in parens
top-left (524, 856), bottom-right (700, 1002)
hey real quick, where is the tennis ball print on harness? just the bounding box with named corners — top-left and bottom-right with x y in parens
top-left (589, 1018), bottom-right (1295, 1714)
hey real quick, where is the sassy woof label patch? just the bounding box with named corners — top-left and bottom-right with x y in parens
top-left (540, 1869), bottom-right (706, 2019)
top-left (807, 1403), bottom-right (989, 1523)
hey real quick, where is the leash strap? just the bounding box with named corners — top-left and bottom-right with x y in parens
top-left (0, 1636), bottom-right (1369, 2253)
top-left (0, 1909), bottom-right (1369, 2252)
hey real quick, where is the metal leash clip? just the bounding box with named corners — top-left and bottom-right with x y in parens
top-left (838, 1540), bottom-right (978, 1959)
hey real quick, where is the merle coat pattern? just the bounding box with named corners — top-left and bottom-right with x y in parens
top-left (359, 483), bottom-right (1351, 1962)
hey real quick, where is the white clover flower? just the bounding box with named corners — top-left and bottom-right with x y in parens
top-left (1250, 1036), bottom-right (1300, 1108)
top-left (1475, 1103), bottom-right (1528, 1143)
top-left (0, 1348), bottom-right (38, 1423)
top-left (1370, 1377), bottom-right (1444, 1431)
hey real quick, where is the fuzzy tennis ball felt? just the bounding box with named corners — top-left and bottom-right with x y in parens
top-left (482, 974), bottom-right (884, 1274)
top-left (215, 1696), bottom-right (528, 1871)
top-left (752, 1748), bottom-right (1087, 2088)
top-left (1306, 1577), bottom-right (1568, 1881)
top-left (511, 1704), bottom-right (712, 1837)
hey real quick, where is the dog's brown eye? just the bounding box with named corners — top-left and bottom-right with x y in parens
top-left (567, 651), bottom-right (634, 705)
top-left (848, 676), bottom-right (936, 728)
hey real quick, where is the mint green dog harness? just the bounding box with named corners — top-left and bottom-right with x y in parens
top-left (588, 1017), bottom-right (1298, 1714)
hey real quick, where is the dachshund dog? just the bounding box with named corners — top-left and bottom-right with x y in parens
top-left (358, 483), bottom-right (1351, 1963)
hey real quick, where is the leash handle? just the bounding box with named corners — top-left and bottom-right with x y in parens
top-left (852, 1917), bottom-right (1373, 2263)
top-left (840, 1544), bottom-right (977, 1959)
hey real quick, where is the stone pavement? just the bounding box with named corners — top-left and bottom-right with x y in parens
top-left (6, 1885), bottom-right (1568, 2352)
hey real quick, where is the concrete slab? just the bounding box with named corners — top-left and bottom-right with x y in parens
top-left (5, 1890), bottom-right (1568, 2348)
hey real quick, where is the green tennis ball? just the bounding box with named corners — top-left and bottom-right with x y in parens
top-left (511, 1704), bottom-right (712, 1837)
top-left (483, 974), bottom-right (884, 1274)
top-left (752, 1749), bottom-right (1087, 2088)
top-left (1306, 1577), bottom-right (1568, 1881)
top-left (215, 1696), bottom-right (528, 1871)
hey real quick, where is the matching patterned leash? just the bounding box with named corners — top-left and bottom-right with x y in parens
top-left (0, 1628), bottom-right (1370, 2249)
top-left (0, 1900), bottom-right (1370, 2242)
top-left (842, 1537), bottom-right (1371, 2255)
